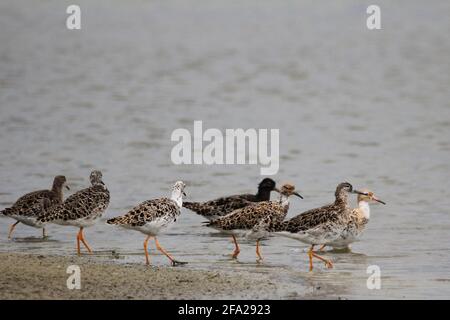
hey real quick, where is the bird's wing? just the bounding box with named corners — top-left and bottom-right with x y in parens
top-left (283, 204), bottom-right (341, 232)
top-left (40, 185), bottom-right (109, 222)
top-left (208, 201), bottom-right (281, 230)
top-left (107, 198), bottom-right (178, 227)
top-left (1, 190), bottom-right (57, 217)
top-left (184, 194), bottom-right (254, 217)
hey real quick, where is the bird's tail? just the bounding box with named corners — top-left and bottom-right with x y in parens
top-left (202, 218), bottom-right (219, 228)
top-left (0, 207), bottom-right (15, 217)
top-left (106, 216), bottom-right (127, 225)
top-left (183, 202), bottom-right (218, 220)
top-left (268, 220), bottom-right (288, 232)
top-left (182, 201), bottom-right (203, 212)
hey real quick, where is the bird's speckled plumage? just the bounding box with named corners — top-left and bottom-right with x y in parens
top-left (1, 176), bottom-right (68, 235)
top-left (106, 181), bottom-right (187, 266)
top-left (272, 183), bottom-right (356, 243)
top-left (183, 178), bottom-right (278, 220)
top-left (107, 198), bottom-right (181, 234)
top-left (206, 183), bottom-right (303, 261)
top-left (206, 199), bottom-right (285, 234)
top-left (38, 171), bottom-right (109, 227)
top-left (1, 176), bottom-right (67, 220)
top-left (326, 189), bottom-right (385, 249)
top-left (271, 182), bottom-right (369, 271)
top-left (272, 183), bottom-right (382, 248)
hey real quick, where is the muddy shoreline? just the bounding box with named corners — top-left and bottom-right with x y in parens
top-left (0, 252), bottom-right (292, 299)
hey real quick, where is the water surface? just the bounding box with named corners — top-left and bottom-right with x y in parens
top-left (0, 0), bottom-right (449, 299)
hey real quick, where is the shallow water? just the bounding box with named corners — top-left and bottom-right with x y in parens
top-left (0, 0), bottom-right (449, 299)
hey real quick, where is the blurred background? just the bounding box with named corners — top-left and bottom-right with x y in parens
top-left (0, 0), bottom-right (449, 298)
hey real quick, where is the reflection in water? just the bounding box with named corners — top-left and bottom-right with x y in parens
top-left (11, 237), bottom-right (59, 243)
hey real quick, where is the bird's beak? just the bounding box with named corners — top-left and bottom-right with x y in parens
top-left (182, 191), bottom-right (187, 197)
top-left (352, 190), bottom-right (366, 195)
top-left (372, 196), bottom-right (386, 205)
top-left (65, 185), bottom-right (70, 190)
top-left (273, 187), bottom-right (280, 193)
top-left (293, 191), bottom-right (303, 199)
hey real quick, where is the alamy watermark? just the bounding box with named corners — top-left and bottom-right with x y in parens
top-left (366, 5), bottom-right (381, 30)
top-left (65, 4), bottom-right (381, 31)
top-left (66, 5), bottom-right (81, 30)
top-left (171, 121), bottom-right (279, 175)
top-left (366, 265), bottom-right (381, 289)
top-left (66, 265), bottom-right (81, 290)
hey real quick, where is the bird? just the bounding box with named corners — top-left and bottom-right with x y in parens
top-left (205, 183), bottom-right (303, 261)
top-left (183, 178), bottom-right (279, 221)
top-left (38, 170), bottom-right (110, 255)
top-left (1, 175), bottom-right (69, 239)
top-left (271, 182), bottom-right (368, 271)
top-left (106, 181), bottom-right (187, 266)
top-left (318, 188), bottom-right (386, 251)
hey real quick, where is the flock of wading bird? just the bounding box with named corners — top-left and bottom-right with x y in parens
top-left (0, 171), bottom-right (386, 271)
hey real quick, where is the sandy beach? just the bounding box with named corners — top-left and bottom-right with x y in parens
top-left (0, 252), bottom-right (285, 300)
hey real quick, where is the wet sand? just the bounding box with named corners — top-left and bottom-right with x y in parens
top-left (0, 252), bottom-right (284, 300)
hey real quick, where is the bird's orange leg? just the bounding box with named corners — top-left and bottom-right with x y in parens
top-left (256, 239), bottom-right (263, 262)
top-left (78, 227), bottom-right (93, 254)
top-left (311, 252), bottom-right (333, 269)
top-left (231, 235), bottom-right (240, 259)
top-left (76, 229), bottom-right (81, 256)
top-left (308, 245), bottom-right (314, 271)
top-left (143, 235), bottom-right (151, 265)
top-left (318, 244), bottom-right (326, 252)
top-left (8, 221), bottom-right (20, 239)
top-left (308, 245), bottom-right (333, 271)
top-left (155, 237), bottom-right (176, 265)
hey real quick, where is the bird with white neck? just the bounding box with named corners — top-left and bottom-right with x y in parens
top-left (106, 181), bottom-right (187, 266)
top-left (319, 188), bottom-right (386, 251)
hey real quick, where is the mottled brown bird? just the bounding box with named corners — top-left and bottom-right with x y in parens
top-left (319, 188), bottom-right (386, 251)
top-left (272, 182), bottom-right (374, 271)
top-left (38, 171), bottom-right (110, 255)
top-left (206, 183), bottom-right (303, 261)
top-left (1, 175), bottom-right (69, 239)
top-left (183, 178), bottom-right (279, 220)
